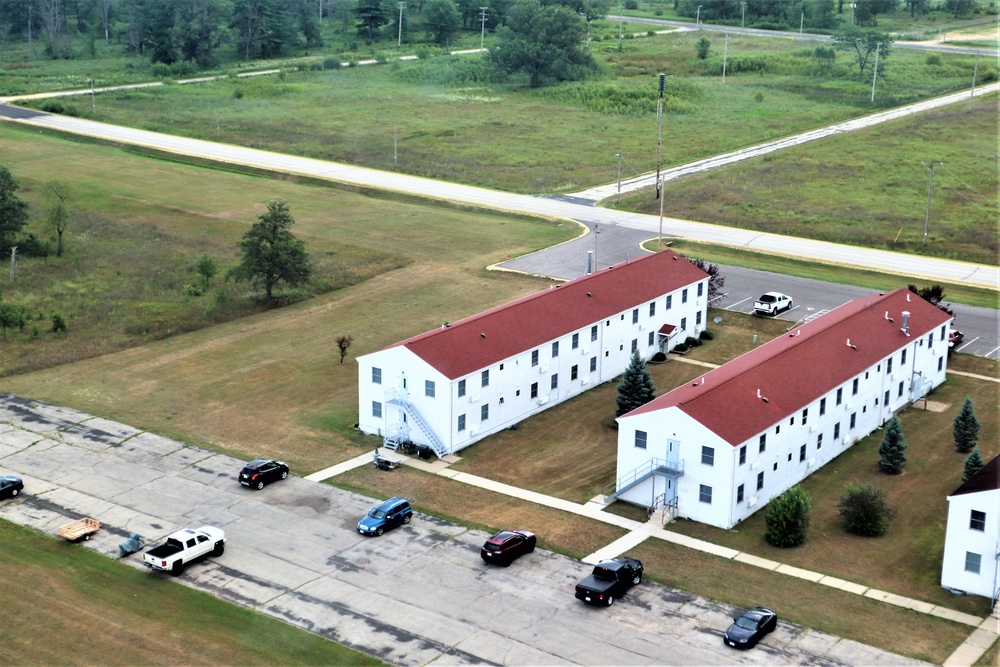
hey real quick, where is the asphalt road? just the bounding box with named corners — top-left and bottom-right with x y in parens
top-left (0, 394), bottom-right (930, 667)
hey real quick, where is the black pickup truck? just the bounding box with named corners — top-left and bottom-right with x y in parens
top-left (574, 557), bottom-right (643, 607)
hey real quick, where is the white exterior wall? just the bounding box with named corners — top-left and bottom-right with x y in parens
top-left (357, 279), bottom-right (707, 454)
top-left (613, 316), bottom-right (950, 529)
top-left (942, 490), bottom-right (1000, 599)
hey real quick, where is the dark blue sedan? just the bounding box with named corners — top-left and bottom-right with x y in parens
top-left (723, 607), bottom-right (777, 649)
top-left (0, 475), bottom-right (24, 499)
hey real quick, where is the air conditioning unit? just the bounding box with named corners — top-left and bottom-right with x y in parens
top-left (581, 377), bottom-right (589, 386)
top-left (748, 496), bottom-right (758, 508)
top-left (750, 461), bottom-right (761, 470)
top-left (470, 394), bottom-right (479, 402)
top-left (582, 347), bottom-right (590, 355)
top-left (538, 397), bottom-right (549, 405)
top-left (540, 364), bottom-right (548, 373)
top-left (806, 458), bottom-right (815, 468)
top-left (809, 425), bottom-right (816, 433)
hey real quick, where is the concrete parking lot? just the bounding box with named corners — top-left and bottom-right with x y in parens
top-left (0, 393), bottom-right (928, 666)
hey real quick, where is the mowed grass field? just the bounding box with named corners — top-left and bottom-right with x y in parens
top-left (624, 95), bottom-right (999, 265)
top-left (0, 520), bottom-right (383, 666)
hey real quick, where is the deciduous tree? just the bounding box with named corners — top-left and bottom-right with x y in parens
top-left (833, 24), bottom-right (893, 81)
top-left (953, 396), bottom-right (980, 453)
top-left (195, 254), bottom-right (219, 289)
top-left (424, 0), bottom-right (461, 45)
top-left (838, 483), bottom-right (895, 537)
top-left (228, 200), bottom-right (312, 303)
top-left (764, 486), bottom-right (811, 548)
top-left (0, 164), bottom-right (29, 255)
top-left (336, 334), bottom-right (354, 363)
top-left (616, 349), bottom-right (655, 417)
top-left (490, 0), bottom-right (597, 88)
top-left (43, 180), bottom-right (71, 257)
top-left (877, 415), bottom-right (907, 474)
top-left (686, 258), bottom-right (725, 302)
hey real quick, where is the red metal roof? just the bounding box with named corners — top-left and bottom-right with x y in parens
top-left (950, 454), bottom-right (1000, 497)
top-left (625, 289), bottom-right (952, 446)
top-left (659, 324), bottom-right (677, 335)
top-left (395, 250), bottom-right (707, 380)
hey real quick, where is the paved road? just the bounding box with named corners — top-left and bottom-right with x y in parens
top-left (0, 394), bottom-right (931, 666)
top-left (0, 95), bottom-right (996, 289)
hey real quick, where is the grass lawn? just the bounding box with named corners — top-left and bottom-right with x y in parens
top-left (330, 466), bottom-right (627, 561)
top-left (630, 539), bottom-right (970, 666)
top-left (622, 95), bottom-right (1000, 266)
top-left (0, 519), bottom-right (383, 666)
top-left (975, 637), bottom-right (1000, 667)
top-left (648, 239), bottom-right (999, 310)
top-left (668, 369), bottom-right (997, 617)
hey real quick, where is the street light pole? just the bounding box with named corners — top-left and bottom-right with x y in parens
top-left (615, 152), bottom-right (622, 203)
top-left (397, 2), bottom-right (405, 46)
top-left (870, 43), bottom-right (880, 104)
top-left (921, 162), bottom-right (942, 246)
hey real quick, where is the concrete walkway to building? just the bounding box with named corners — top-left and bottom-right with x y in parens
top-left (308, 444), bottom-right (997, 664)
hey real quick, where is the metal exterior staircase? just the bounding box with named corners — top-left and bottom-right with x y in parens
top-left (603, 457), bottom-right (684, 501)
top-left (384, 392), bottom-right (448, 458)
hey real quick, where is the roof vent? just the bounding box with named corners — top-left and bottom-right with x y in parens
top-left (587, 292), bottom-right (592, 297)
top-left (480, 333), bottom-right (487, 338)
top-left (788, 330), bottom-right (800, 337)
top-left (756, 388), bottom-right (769, 403)
top-left (846, 339), bottom-right (857, 350)
top-left (884, 311), bottom-right (893, 322)
top-left (443, 322), bottom-right (450, 327)
top-left (906, 293), bottom-right (911, 302)
top-left (901, 311), bottom-right (910, 336)
top-left (672, 256), bottom-right (677, 260)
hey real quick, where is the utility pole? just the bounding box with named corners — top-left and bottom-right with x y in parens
top-left (658, 178), bottom-right (665, 246)
top-left (480, 7), bottom-right (488, 51)
top-left (655, 73), bottom-right (664, 200)
top-left (593, 224), bottom-right (600, 272)
top-left (615, 152), bottom-right (622, 203)
top-left (722, 33), bottom-right (729, 83)
top-left (970, 51), bottom-right (980, 109)
top-left (216, 99), bottom-right (220, 138)
top-left (394, 120), bottom-right (398, 168)
top-left (397, 2), bottom-right (405, 47)
top-left (921, 162), bottom-right (942, 246)
top-left (870, 43), bottom-right (880, 104)
top-left (800, 11), bottom-right (804, 34)
top-left (740, 1), bottom-right (746, 28)
top-left (618, 7), bottom-right (624, 50)
top-left (696, 5), bottom-right (701, 26)
top-left (90, 75), bottom-right (96, 113)
top-left (9, 246), bottom-right (17, 283)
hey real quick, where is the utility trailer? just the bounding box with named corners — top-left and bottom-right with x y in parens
top-left (59, 517), bottom-right (101, 542)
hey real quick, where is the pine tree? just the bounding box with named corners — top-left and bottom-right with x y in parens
top-left (953, 396), bottom-right (981, 453)
top-left (877, 415), bottom-right (907, 474)
top-left (963, 447), bottom-right (985, 482)
top-left (616, 349), bottom-right (655, 417)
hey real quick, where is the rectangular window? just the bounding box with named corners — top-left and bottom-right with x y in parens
top-left (372, 367), bottom-right (382, 384)
top-left (901, 349), bottom-right (907, 365)
top-left (802, 408), bottom-right (808, 425)
top-left (699, 484), bottom-right (712, 504)
top-left (852, 378), bottom-right (859, 395)
top-left (425, 380), bottom-right (435, 398)
top-left (938, 357), bottom-right (943, 372)
top-left (941, 325), bottom-right (947, 341)
top-left (550, 374), bottom-right (558, 390)
top-left (591, 325), bottom-right (598, 342)
top-left (649, 302), bottom-right (656, 317)
top-left (799, 444), bottom-right (806, 461)
top-left (682, 288), bottom-right (688, 304)
top-left (696, 311), bottom-right (704, 327)
top-left (701, 446), bottom-right (715, 467)
top-left (481, 404), bottom-right (489, 421)
top-left (572, 333), bottom-right (579, 350)
top-left (759, 434), bottom-right (766, 453)
top-left (965, 552), bottom-right (982, 574)
top-left (898, 381), bottom-right (904, 398)
top-left (635, 430), bottom-right (647, 449)
top-left (887, 358), bottom-right (893, 374)
top-left (817, 433), bottom-right (823, 450)
top-left (457, 414), bottom-right (466, 432)
top-left (648, 331), bottom-right (655, 346)
top-left (884, 390), bottom-right (890, 405)
top-left (571, 365), bottom-right (578, 381)
top-left (836, 388), bottom-right (843, 406)
top-left (372, 401), bottom-right (382, 418)
top-left (850, 413), bottom-right (857, 429)
top-left (665, 295), bottom-right (673, 310)
top-left (698, 282), bottom-right (704, 297)
top-left (970, 510), bottom-right (986, 532)
top-left (834, 422), bottom-right (841, 440)
top-left (632, 308), bottom-right (639, 324)
top-left (680, 317), bottom-right (687, 331)
top-left (739, 446), bottom-right (746, 465)
top-left (552, 341), bottom-right (559, 358)
top-left (757, 472), bottom-right (764, 490)
top-left (737, 484), bottom-right (744, 504)
top-left (530, 382), bottom-right (538, 399)
top-left (458, 379), bottom-right (466, 398)
top-left (482, 370), bottom-right (489, 387)
top-left (631, 339), bottom-right (638, 353)
top-left (531, 349), bottom-right (538, 367)
top-left (820, 398), bottom-right (826, 416)
top-left (590, 357), bottom-right (597, 373)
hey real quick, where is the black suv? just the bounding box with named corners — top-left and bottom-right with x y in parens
top-left (238, 459), bottom-right (289, 490)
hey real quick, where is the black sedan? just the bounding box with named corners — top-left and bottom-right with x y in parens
top-left (238, 459), bottom-right (289, 490)
top-left (723, 607), bottom-right (777, 649)
top-left (481, 530), bottom-right (536, 566)
top-left (0, 475), bottom-right (24, 499)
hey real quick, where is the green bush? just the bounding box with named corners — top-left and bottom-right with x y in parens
top-left (764, 486), bottom-right (812, 548)
top-left (652, 352), bottom-right (667, 362)
top-left (51, 313), bottom-right (67, 334)
top-left (925, 53), bottom-right (942, 66)
top-left (685, 336), bottom-right (701, 347)
top-left (323, 57), bottom-right (341, 70)
top-left (624, 0), bottom-right (637, 8)
top-left (838, 483), bottom-right (895, 537)
top-left (699, 329), bottom-right (714, 341)
top-left (672, 343), bottom-right (688, 353)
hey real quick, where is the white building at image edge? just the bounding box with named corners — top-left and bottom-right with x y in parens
top-left (613, 288), bottom-right (952, 529)
top-left (357, 249), bottom-right (709, 457)
top-left (941, 454), bottom-right (1000, 607)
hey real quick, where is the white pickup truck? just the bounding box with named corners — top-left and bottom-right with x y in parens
top-left (753, 292), bottom-right (793, 316)
top-left (142, 526), bottom-right (226, 575)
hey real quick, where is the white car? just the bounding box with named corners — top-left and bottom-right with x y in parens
top-left (753, 292), bottom-right (793, 316)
